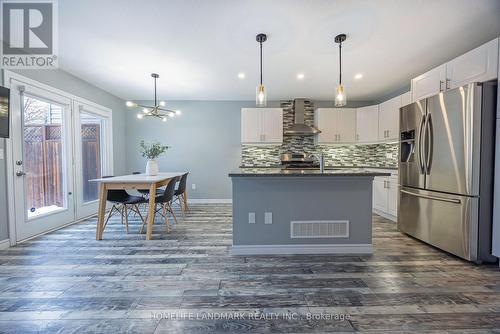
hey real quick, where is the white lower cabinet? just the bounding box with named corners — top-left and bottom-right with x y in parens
top-left (371, 170), bottom-right (398, 222)
top-left (373, 178), bottom-right (387, 212)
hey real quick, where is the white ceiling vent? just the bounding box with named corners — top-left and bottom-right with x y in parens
top-left (290, 221), bottom-right (349, 239)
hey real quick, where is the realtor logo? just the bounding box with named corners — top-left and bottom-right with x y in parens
top-left (1, 0), bottom-right (58, 69)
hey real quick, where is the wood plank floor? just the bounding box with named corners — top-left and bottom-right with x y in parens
top-left (0, 204), bottom-right (500, 333)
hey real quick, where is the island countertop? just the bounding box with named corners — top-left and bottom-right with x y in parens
top-left (228, 168), bottom-right (391, 177)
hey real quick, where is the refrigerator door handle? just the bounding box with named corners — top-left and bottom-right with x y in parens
top-left (425, 113), bottom-right (433, 174)
top-left (418, 115), bottom-right (426, 174)
top-left (400, 189), bottom-right (461, 204)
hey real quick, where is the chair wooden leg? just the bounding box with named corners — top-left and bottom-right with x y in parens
top-left (177, 195), bottom-right (186, 218)
top-left (134, 204), bottom-right (145, 224)
top-left (124, 205), bottom-right (129, 234)
top-left (168, 202), bottom-right (178, 225)
top-left (163, 204), bottom-right (171, 232)
top-left (103, 205), bottom-right (115, 230)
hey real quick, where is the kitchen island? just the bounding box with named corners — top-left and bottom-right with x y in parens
top-left (228, 168), bottom-right (391, 255)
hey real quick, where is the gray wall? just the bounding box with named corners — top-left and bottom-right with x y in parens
top-left (124, 100), bottom-right (375, 200)
top-left (0, 69), bottom-right (128, 241)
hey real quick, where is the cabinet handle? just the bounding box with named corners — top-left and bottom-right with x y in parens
top-left (445, 78), bottom-right (450, 90)
top-left (386, 130), bottom-right (390, 138)
top-left (439, 80), bottom-right (444, 92)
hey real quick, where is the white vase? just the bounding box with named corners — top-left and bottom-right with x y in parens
top-left (145, 159), bottom-right (159, 176)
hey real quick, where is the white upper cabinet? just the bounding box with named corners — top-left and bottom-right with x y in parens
top-left (241, 108), bottom-right (283, 143)
top-left (315, 108), bottom-right (336, 142)
top-left (401, 91), bottom-right (412, 107)
top-left (411, 64), bottom-right (447, 102)
top-left (411, 38), bottom-right (499, 102)
top-left (316, 108), bottom-right (356, 143)
top-left (356, 105), bottom-right (379, 143)
top-left (378, 96), bottom-right (401, 141)
top-left (241, 108), bottom-right (262, 142)
top-left (446, 38), bottom-right (498, 90)
top-left (337, 108), bottom-right (356, 143)
top-left (261, 109), bottom-right (283, 143)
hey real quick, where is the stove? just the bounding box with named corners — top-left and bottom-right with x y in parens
top-left (281, 153), bottom-right (320, 169)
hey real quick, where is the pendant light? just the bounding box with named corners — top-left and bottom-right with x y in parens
top-left (125, 73), bottom-right (181, 122)
top-left (256, 33), bottom-right (267, 107)
top-left (334, 34), bottom-right (347, 107)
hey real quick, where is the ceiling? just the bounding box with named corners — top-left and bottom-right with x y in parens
top-left (58, 0), bottom-right (500, 102)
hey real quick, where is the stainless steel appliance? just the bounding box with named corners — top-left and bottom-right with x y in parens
top-left (281, 153), bottom-right (320, 169)
top-left (399, 82), bottom-right (497, 263)
top-left (283, 98), bottom-right (321, 136)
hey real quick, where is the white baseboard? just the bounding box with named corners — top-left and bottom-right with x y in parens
top-left (230, 243), bottom-right (373, 255)
top-left (373, 209), bottom-right (397, 222)
top-left (0, 239), bottom-right (10, 250)
top-left (188, 199), bottom-right (232, 204)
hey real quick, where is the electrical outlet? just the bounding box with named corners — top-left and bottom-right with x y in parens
top-left (264, 212), bottom-right (272, 224)
top-left (386, 153), bottom-right (393, 159)
top-left (248, 212), bottom-right (256, 224)
top-left (191, 183), bottom-right (196, 190)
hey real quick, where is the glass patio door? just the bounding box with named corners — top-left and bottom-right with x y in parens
top-left (10, 80), bottom-right (75, 241)
top-left (74, 101), bottom-right (112, 220)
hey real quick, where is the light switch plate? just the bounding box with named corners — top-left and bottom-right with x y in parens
top-left (264, 212), bottom-right (272, 224)
top-left (248, 212), bottom-right (256, 224)
top-left (191, 184), bottom-right (196, 190)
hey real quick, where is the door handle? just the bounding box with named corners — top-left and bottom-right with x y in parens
top-left (16, 171), bottom-right (26, 177)
top-left (439, 80), bottom-right (444, 92)
top-left (425, 113), bottom-right (433, 174)
top-left (445, 78), bottom-right (450, 90)
top-left (418, 115), bottom-right (426, 174)
top-left (400, 189), bottom-right (461, 204)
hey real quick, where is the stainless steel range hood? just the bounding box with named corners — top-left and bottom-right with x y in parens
top-left (283, 98), bottom-right (321, 136)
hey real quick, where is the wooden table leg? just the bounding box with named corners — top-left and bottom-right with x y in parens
top-left (146, 182), bottom-right (157, 240)
top-left (183, 191), bottom-right (189, 211)
top-left (96, 183), bottom-right (108, 240)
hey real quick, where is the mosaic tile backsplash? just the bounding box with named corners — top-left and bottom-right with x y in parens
top-left (241, 99), bottom-right (399, 168)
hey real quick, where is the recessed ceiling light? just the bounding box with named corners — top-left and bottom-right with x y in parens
top-left (354, 73), bottom-right (363, 80)
top-left (297, 73), bottom-right (305, 80)
top-left (238, 72), bottom-right (246, 79)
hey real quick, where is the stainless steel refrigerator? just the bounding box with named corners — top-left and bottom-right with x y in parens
top-left (398, 82), bottom-right (497, 263)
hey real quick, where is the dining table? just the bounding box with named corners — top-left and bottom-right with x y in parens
top-left (91, 172), bottom-right (188, 240)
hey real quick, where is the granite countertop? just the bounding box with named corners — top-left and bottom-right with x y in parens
top-left (229, 168), bottom-right (391, 177)
top-left (239, 165), bottom-right (398, 170)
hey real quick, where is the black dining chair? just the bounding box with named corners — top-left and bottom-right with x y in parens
top-left (173, 172), bottom-right (189, 216)
top-left (102, 176), bottom-right (146, 233)
top-left (140, 177), bottom-right (179, 233)
top-left (133, 171), bottom-right (165, 197)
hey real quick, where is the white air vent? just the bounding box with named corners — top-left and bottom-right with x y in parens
top-left (290, 220), bottom-right (349, 239)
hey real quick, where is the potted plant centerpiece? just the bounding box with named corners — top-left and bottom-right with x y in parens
top-left (140, 140), bottom-right (169, 176)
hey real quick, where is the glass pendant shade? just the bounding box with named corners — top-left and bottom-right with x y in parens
top-left (256, 84), bottom-right (267, 107)
top-left (335, 84), bottom-right (346, 107)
